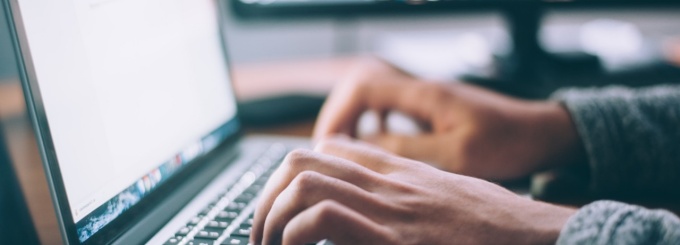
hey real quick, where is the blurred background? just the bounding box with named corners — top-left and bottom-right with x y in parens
top-left (4, 3), bottom-right (680, 83)
top-left (3, 3), bottom-right (680, 89)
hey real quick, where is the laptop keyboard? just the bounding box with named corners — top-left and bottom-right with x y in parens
top-left (164, 143), bottom-right (288, 245)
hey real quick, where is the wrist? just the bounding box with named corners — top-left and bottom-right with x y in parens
top-left (529, 101), bottom-right (587, 171)
top-left (522, 201), bottom-right (576, 245)
top-left (496, 195), bottom-right (576, 245)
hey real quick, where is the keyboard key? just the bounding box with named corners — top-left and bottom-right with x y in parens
top-left (164, 237), bottom-right (180, 245)
top-left (176, 226), bottom-right (192, 236)
top-left (194, 230), bottom-right (221, 240)
top-left (213, 217), bottom-right (234, 223)
top-left (187, 238), bottom-right (215, 245)
top-left (188, 216), bottom-right (203, 225)
top-left (231, 227), bottom-right (251, 237)
top-left (216, 211), bottom-right (238, 219)
top-left (224, 202), bottom-right (246, 212)
top-left (199, 205), bottom-right (216, 216)
top-left (205, 221), bottom-right (229, 229)
top-left (221, 236), bottom-right (251, 245)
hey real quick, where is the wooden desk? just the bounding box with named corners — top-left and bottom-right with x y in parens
top-left (0, 56), bottom-right (358, 244)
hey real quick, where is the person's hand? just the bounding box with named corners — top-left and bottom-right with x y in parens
top-left (313, 58), bottom-right (585, 180)
top-left (250, 137), bottom-right (576, 245)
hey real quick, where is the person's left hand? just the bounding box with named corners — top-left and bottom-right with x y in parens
top-left (250, 137), bottom-right (576, 245)
top-left (312, 58), bottom-right (585, 181)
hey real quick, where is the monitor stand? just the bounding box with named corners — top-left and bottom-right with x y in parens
top-left (464, 5), bottom-right (604, 99)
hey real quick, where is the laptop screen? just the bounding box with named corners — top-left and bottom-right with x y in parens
top-left (13, 0), bottom-right (238, 242)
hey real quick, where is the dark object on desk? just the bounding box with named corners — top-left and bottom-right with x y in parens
top-left (0, 130), bottom-right (40, 245)
top-left (468, 62), bottom-right (680, 100)
top-left (238, 94), bottom-right (325, 127)
top-left (563, 62), bottom-right (680, 88)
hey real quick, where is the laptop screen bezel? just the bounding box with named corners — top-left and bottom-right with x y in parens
top-left (4, 0), bottom-right (245, 244)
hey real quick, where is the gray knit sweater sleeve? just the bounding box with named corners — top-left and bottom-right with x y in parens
top-left (551, 85), bottom-right (680, 197)
top-left (557, 200), bottom-right (680, 244)
top-left (550, 85), bottom-right (680, 244)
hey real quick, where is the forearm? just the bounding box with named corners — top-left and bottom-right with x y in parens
top-left (557, 200), bottom-right (680, 245)
top-left (551, 85), bottom-right (680, 198)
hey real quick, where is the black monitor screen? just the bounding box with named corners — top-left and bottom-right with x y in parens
top-left (232, 0), bottom-right (680, 18)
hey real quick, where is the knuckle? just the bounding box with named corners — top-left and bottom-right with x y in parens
top-left (314, 137), bottom-right (346, 154)
top-left (312, 200), bottom-right (342, 225)
top-left (290, 171), bottom-right (323, 194)
top-left (422, 83), bottom-right (449, 103)
top-left (313, 139), bottom-right (334, 153)
top-left (283, 149), bottom-right (315, 170)
top-left (286, 148), bottom-right (312, 160)
top-left (343, 73), bottom-right (372, 94)
top-left (411, 83), bottom-right (449, 108)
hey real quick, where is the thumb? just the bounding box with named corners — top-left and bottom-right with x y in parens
top-left (362, 134), bottom-right (441, 164)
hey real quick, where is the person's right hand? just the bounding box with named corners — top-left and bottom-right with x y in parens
top-left (250, 137), bottom-right (576, 245)
top-left (313, 58), bottom-right (585, 181)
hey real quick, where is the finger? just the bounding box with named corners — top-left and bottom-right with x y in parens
top-left (362, 134), bottom-right (443, 164)
top-left (312, 79), bottom-right (368, 139)
top-left (314, 136), bottom-right (442, 174)
top-left (252, 149), bottom-right (384, 245)
top-left (313, 137), bottom-right (406, 173)
top-left (262, 171), bottom-right (389, 245)
top-left (313, 77), bottom-right (441, 141)
top-left (312, 58), bottom-right (412, 139)
top-left (282, 200), bottom-right (395, 245)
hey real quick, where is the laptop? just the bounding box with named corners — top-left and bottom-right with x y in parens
top-left (0, 128), bottom-right (40, 245)
top-left (4, 0), bottom-right (315, 244)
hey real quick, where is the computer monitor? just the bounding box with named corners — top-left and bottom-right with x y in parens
top-left (231, 0), bottom-right (680, 19)
top-left (231, 0), bottom-right (680, 98)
